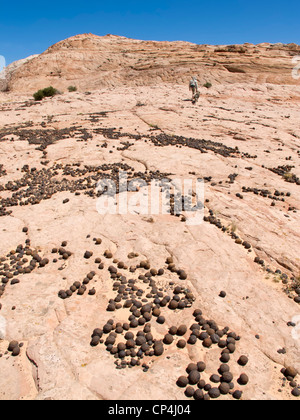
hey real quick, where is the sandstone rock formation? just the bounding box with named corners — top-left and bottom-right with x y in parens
top-left (0, 55), bottom-right (39, 92)
top-left (3, 33), bottom-right (300, 93)
top-left (0, 34), bottom-right (299, 401)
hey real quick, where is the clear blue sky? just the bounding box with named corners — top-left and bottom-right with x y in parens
top-left (1, 0), bottom-right (299, 65)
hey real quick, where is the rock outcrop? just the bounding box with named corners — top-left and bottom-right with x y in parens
top-left (0, 55), bottom-right (39, 92)
top-left (3, 33), bottom-right (300, 93)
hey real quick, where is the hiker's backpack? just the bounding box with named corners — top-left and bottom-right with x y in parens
top-left (189, 79), bottom-right (196, 87)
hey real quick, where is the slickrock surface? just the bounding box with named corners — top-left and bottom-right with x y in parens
top-left (0, 35), bottom-right (300, 401)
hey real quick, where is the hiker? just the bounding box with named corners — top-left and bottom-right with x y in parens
top-left (189, 77), bottom-right (200, 104)
top-left (189, 77), bottom-right (198, 97)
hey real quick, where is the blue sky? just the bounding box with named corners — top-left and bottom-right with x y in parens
top-left (1, 0), bottom-right (299, 65)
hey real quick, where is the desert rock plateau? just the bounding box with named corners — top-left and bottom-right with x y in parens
top-left (0, 34), bottom-right (300, 400)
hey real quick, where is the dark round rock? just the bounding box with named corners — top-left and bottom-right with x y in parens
top-left (118, 350), bottom-right (126, 359)
top-left (227, 343), bottom-right (236, 353)
top-left (238, 355), bottom-right (249, 366)
top-left (152, 307), bottom-right (161, 317)
top-left (92, 328), bottom-right (103, 338)
top-left (130, 319), bottom-right (139, 328)
top-left (218, 364), bottom-right (229, 374)
top-left (125, 331), bottom-right (134, 340)
top-left (156, 316), bottom-right (165, 325)
top-left (284, 366), bottom-right (298, 378)
top-left (177, 325), bottom-right (187, 336)
top-left (186, 363), bottom-right (198, 373)
top-left (8, 341), bottom-right (19, 351)
top-left (193, 389), bottom-right (204, 400)
top-left (163, 334), bottom-right (174, 345)
top-left (218, 340), bottom-right (227, 349)
top-left (12, 346), bottom-right (20, 356)
top-left (188, 335), bottom-right (197, 345)
top-left (135, 336), bottom-right (146, 346)
top-left (202, 338), bottom-right (212, 348)
top-left (210, 374), bottom-right (220, 383)
top-left (211, 334), bottom-right (220, 344)
top-left (103, 324), bottom-right (113, 334)
top-left (232, 390), bottom-right (243, 400)
top-left (176, 376), bottom-right (189, 388)
top-left (141, 304), bottom-right (152, 314)
top-left (168, 300), bottom-right (178, 310)
top-left (193, 309), bottom-right (202, 317)
top-left (199, 332), bottom-right (209, 340)
top-left (105, 335), bottom-right (116, 346)
top-left (197, 379), bottom-right (206, 389)
top-left (169, 326), bottom-right (177, 335)
top-left (188, 370), bottom-right (200, 385)
top-left (219, 382), bottom-right (230, 395)
top-left (10, 278), bottom-right (20, 285)
top-left (238, 373), bottom-right (249, 385)
top-left (177, 300), bottom-right (186, 310)
top-left (141, 343), bottom-right (150, 353)
top-left (117, 342), bottom-right (126, 352)
top-left (154, 342), bottom-right (164, 356)
top-left (178, 270), bottom-right (187, 280)
top-left (197, 361), bottom-right (206, 372)
top-left (291, 388), bottom-right (300, 397)
top-left (126, 339), bottom-right (136, 349)
top-left (208, 387), bottom-right (221, 399)
top-left (84, 251), bottom-right (93, 259)
top-left (177, 339), bottom-right (186, 349)
top-left (107, 303), bottom-right (116, 312)
top-left (90, 335), bottom-right (100, 346)
top-left (185, 386), bottom-right (195, 398)
top-left (220, 353), bottom-right (230, 363)
top-left (221, 371), bottom-right (233, 383)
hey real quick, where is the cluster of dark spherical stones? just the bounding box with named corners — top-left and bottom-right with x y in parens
top-left (85, 250), bottom-right (252, 398)
top-left (203, 209), bottom-right (252, 251)
top-left (268, 165), bottom-right (300, 185)
top-left (280, 366), bottom-right (300, 397)
top-left (58, 271), bottom-right (97, 299)
top-left (0, 160), bottom-right (172, 216)
top-left (0, 236), bottom-right (49, 305)
top-left (0, 125), bottom-right (93, 152)
top-left (51, 242), bottom-right (73, 263)
top-left (93, 126), bottom-right (240, 158)
top-left (291, 286), bottom-right (300, 305)
top-left (90, 321), bottom-right (167, 371)
top-left (241, 186), bottom-right (296, 209)
top-left (149, 133), bottom-right (239, 158)
top-left (105, 258), bottom-right (193, 316)
top-left (86, 111), bottom-right (108, 124)
top-left (0, 162), bottom-right (135, 216)
top-left (175, 308), bottom-right (249, 400)
top-left (89, 255), bottom-right (197, 369)
top-left (57, 241), bottom-right (99, 299)
top-left (0, 164), bottom-right (7, 178)
top-left (4, 340), bottom-right (23, 357)
top-left (203, 209), bottom-right (299, 303)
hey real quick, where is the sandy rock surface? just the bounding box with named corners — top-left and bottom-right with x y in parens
top-left (0, 76), bottom-right (300, 400)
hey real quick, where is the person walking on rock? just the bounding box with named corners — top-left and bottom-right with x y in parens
top-left (189, 77), bottom-right (198, 96)
top-left (189, 77), bottom-right (200, 104)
